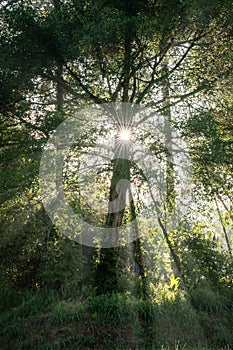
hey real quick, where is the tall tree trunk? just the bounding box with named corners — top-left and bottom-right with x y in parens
top-left (130, 195), bottom-right (148, 299)
top-left (160, 62), bottom-right (182, 278)
top-left (95, 25), bottom-right (147, 296)
top-left (95, 30), bottom-right (133, 294)
top-left (95, 156), bottom-right (131, 294)
top-left (214, 197), bottom-right (232, 257)
top-left (53, 0), bottom-right (64, 113)
top-left (56, 64), bottom-right (64, 112)
top-left (161, 62), bottom-right (175, 214)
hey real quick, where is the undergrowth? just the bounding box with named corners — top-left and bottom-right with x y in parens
top-left (0, 286), bottom-right (232, 350)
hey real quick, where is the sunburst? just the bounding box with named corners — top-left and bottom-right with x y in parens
top-left (118, 128), bottom-right (131, 141)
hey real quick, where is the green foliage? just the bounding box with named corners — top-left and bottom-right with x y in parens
top-left (95, 248), bottom-right (126, 295)
top-left (183, 108), bottom-right (233, 199)
top-left (0, 2), bottom-right (232, 349)
top-left (0, 201), bottom-right (85, 294)
top-left (38, 235), bottom-right (85, 294)
top-left (192, 287), bottom-right (233, 348)
top-left (1, 288), bottom-right (232, 349)
top-left (181, 226), bottom-right (233, 291)
top-left (51, 301), bottom-right (84, 326)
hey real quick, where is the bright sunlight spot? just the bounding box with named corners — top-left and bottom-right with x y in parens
top-left (118, 128), bottom-right (131, 141)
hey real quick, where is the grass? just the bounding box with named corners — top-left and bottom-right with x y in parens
top-left (0, 287), bottom-right (232, 350)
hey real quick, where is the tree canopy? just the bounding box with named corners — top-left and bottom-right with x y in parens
top-left (0, 1), bottom-right (233, 347)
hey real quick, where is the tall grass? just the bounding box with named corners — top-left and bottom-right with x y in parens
top-left (0, 286), bottom-right (232, 350)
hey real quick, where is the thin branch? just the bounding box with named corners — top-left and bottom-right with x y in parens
top-left (136, 82), bottom-right (209, 126)
top-left (136, 34), bottom-right (204, 105)
top-left (43, 71), bottom-right (89, 101)
top-left (64, 65), bottom-right (107, 104)
top-left (112, 73), bottom-right (124, 102)
top-left (96, 48), bottom-right (113, 99)
top-left (214, 196), bottom-right (232, 257)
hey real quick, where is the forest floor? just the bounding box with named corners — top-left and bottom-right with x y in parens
top-left (0, 287), bottom-right (232, 350)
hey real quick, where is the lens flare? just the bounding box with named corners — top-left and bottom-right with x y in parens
top-left (118, 128), bottom-right (131, 141)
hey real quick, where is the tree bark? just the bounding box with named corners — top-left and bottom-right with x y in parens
top-left (56, 64), bottom-right (64, 112)
top-left (95, 21), bottom-right (147, 296)
top-left (159, 62), bottom-right (182, 278)
top-left (95, 157), bottom-right (131, 294)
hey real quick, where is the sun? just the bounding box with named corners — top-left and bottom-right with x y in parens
top-left (118, 128), bottom-right (131, 141)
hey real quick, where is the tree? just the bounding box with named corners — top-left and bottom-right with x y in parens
top-left (0, 0), bottom-right (232, 295)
